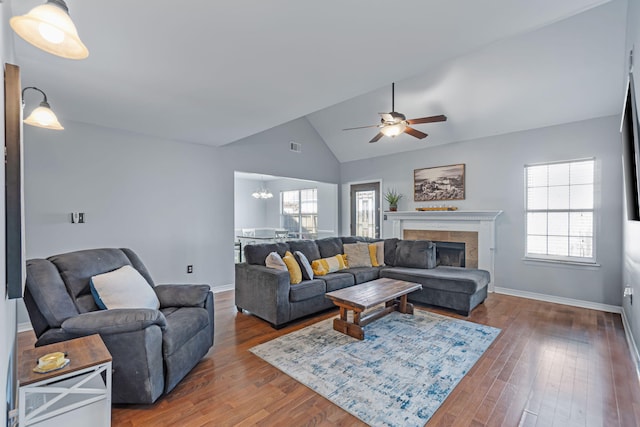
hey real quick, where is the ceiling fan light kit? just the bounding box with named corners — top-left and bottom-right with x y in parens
top-left (10, 0), bottom-right (89, 60)
top-left (380, 121), bottom-right (407, 138)
top-left (343, 82), bottom-right (446, 143)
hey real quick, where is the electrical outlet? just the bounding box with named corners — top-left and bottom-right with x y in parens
top-left (187, 265), bottom-right (193, 274)
top-left (624, 286), bottom-right (633, 305)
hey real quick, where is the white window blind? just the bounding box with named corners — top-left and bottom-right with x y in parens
top-left (525, 159), bottom-right (595, 263)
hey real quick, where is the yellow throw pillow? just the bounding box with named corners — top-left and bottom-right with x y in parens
top-left (283, 251), bottom-right (302, 284)
top-left (311, 254), bottom-right (347, 276)
top-left (368, 243), bottom-right (379, 267)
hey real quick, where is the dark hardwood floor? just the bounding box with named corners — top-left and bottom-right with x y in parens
top-left (18, 291), bottom-right (640, 426)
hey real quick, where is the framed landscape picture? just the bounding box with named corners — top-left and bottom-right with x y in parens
top-left (414, 164), bottom-right (465, 202)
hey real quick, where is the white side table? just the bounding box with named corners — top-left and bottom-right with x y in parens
top-left (18, 334), bottom-right (112, 427)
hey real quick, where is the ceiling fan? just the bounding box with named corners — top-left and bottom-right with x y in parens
top-left (343, 83), bottom-right (447, 143)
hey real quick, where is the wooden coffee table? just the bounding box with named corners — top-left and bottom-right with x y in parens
top-left (325, 278), bottom-right (422, 340)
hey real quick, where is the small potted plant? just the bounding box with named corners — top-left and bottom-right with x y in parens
top-left (384, 188), bottom-right (403, 211)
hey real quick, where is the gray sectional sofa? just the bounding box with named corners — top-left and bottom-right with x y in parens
top-left (235, 237), bottom-right (490, 328)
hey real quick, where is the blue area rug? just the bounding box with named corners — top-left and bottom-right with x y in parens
top-left (250, 309), bottom-right (500, 427)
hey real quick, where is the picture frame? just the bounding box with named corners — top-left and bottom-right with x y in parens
top-left (414, 164), bottom-right (465, 202)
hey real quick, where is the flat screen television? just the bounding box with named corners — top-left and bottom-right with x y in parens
top-left (621, 72), bottom-right (640, 221)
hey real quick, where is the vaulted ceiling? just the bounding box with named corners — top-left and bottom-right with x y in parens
top-left (11, 0), bottom-right (626, 163)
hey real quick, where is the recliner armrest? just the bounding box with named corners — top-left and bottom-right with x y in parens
top-left (154, 284), bottom-right (211, 308)
top-left (61, 308), bottom-right (166, 335)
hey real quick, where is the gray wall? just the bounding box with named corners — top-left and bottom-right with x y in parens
top-left (20, 116), bottom-right (340, 324)
top-left (623, 0), bottom-right (640, 370)
top-left (234, 176), bottom-right (268, 231)
top-left (340, 116), bottom-right (623, 305)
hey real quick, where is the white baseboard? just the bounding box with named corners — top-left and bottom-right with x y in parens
top-left (212, 283), bottom-right (234, 293)
top-left (493, 286), bottom-right (622, 313)
top-left (622, 309), bottom-right (640, 382)
top-left (18, 322), bottom-right (33, 333)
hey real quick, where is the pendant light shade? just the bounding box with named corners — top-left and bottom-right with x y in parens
top-left (22, 87), bottom-right (64, 130)
top-left (10, 0), bottom-right (89, 60)
top-left (252, 176), bottom-right (273, 199)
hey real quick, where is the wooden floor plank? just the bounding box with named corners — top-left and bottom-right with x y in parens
top-left (17, 291), bottom-right (640, 426)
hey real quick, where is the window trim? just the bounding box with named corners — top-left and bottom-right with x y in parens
top-left (523, 158), bottom-right (597, 265)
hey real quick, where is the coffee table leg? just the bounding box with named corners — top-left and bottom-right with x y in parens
top-left (398, 295), bottom-right (414, 314)
top-left (333, 318), bottom-right (364, 340)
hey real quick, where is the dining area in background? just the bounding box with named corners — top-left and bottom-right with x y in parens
top-left (235, 228), bottom-right (291, 263)
top-left (234, 228), bottom-right (337, 263)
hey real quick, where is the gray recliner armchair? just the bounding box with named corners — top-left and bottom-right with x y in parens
top-left (23, 248), bottom-right (214, 404)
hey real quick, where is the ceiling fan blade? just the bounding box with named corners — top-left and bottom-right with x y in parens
top-left (343, 124), bottom-right (381, 131)
top-left (369, 132), bottom-right (384, 143)
top-left (406, 115), bottom-right (447, 125)
top-left (405, 126), bottom-right (428, 139)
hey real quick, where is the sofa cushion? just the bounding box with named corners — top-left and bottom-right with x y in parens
top-left (343, 243), bottom-right (372, 268)
top-left (288, 240), bottom-right (321, 262)
top-left (343, 267), bottom-right (381, 284)
top-left (289, 279), bottom-right (327, 302)
top-left (341, 236), bottom-right (367, 244)
top-left (294, 251), bottom-right (314, 281)
top-left (265, 252), bottom-right (287, 271)
top-left (369, 241), bottom-right (384, 267)
top-left (380, 266), bottom-right (489, 294)
top-left (283, 252), bottom-right (303, 284)
top-left (312, 254), bottom-right (347, 276)
top-left (395, 240), bottom-right (437, 269)
top-left (322, 272), bottom-right (355, 292)
top-left (384, 238), bottom-right (400, 266)
top-left (90, 265), bottom-right (160, 310)
top-left (316, 237), bottom-right (344, 258)
top-left (244, 243), bottom-right (290, 266)
top-left (161, 306), bottom-right (209, 356)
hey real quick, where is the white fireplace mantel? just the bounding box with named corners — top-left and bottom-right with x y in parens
top-left (384, 210), bottom-right (503, 291)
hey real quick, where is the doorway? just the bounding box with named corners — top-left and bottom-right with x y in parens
top-left (350, 182), bottom-right (380, 238)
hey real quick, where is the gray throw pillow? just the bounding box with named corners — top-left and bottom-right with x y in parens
top-left (294, 251), bottom-right (314, 280)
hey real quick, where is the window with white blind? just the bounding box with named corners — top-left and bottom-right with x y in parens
top-left (525, 159), bottom-right (595, 263)
top-left (281, 189), bottom-right (318, 238)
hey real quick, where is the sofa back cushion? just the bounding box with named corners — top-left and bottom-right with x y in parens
top-left (316, 237), bottom-right (344, 258)
top-left (394, 240), bottom-right (437, 269)
top-left (49, 248), bottom-right (149, 313)
top-left (340, 236), bottom-right (367, 245)
top-left (288, 240), bottom-right (321, 262)
top-left (244, 242), bottom-right (290, 265)
top-left (384, 238), bottom-right (400, 266)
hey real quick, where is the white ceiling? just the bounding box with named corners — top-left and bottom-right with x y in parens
top-left (11, 0), bottom-right (627, 163)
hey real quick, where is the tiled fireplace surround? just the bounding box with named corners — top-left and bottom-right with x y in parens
top-left (384, 210), bottom-right (503, 292)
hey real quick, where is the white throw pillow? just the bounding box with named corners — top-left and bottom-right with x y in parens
top-left (90, 265), bottom-right (159, 310)
top-left (265, 251), bottom-right (287, 271)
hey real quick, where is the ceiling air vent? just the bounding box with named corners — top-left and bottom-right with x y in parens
top-left (289, 141), bottom-right (301, 153)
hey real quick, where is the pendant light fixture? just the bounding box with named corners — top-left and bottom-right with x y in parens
top-left (22, 87), bottom-right (64, 130)
top-left (251, 176), bottom-right (273, 199)
top-left (10, 0), bottom-right (89, 60)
